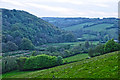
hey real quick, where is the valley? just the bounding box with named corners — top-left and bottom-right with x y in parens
top-left (0, 9), bottom-right (120, 79)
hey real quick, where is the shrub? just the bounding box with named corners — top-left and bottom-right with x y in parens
top-left (95, 44), bottom-right (105, 55)
top-left (104, 39), bottom-right (120, 53)
top-left (88, 39), bottom-right (120, 57)
top-left (2, 56), bottom-right (17, 73)
top-left (17, 54), bottom-right (62, 70)
top-left (88, 48), bottom-right (96, 57)
top-left (64, 50), bottom-right (71, 57)
top-left (85, 41), bottom-right (90, 49)
top-left (31, 51), bottom-right (37, 56)
top-left (16, 57), bottom-right (27, 71)
top-left (57, 56), bottom-right (63, 65)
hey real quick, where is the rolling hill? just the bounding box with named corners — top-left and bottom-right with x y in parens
top-left (42, 17), bottom-right (118, 42)
top-left (2, 51), bottom-right (119, 78)
top-left (2, 9), bottom-right (76, 47)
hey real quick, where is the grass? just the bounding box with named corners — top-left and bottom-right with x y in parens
top-left (42, 41), bottom-right (99, 47)
top-left (63, 23), bottom-right (113, 32)
top-left (62, 23), bottom-right (116, 41)
top-left (84, 24), bottom-right (113, 32)
top-left (2, 51), bottom-right (119, 78)
top-left (63, 54), bottom-right (89, 63)
top-left (82, 34), bottom-right (97, 40)
top-left (62, 22), bottom-right (94, 31)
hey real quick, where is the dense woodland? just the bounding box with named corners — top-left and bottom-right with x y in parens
top-left (2, 9), bottom-right (76, 52)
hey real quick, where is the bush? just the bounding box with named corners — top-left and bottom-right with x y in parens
top-left (31, 51), bottom-right (37, 56)
top-left (57, 56), bottom-right (63, 65)
top-left (16, 57), bottom-right (27, 71)
top-left (95, 44), bottom-right (105, 55)
top-left (2, 56), bottom-right (17, 73)
top-left (104, 39), bottom-right (120, 53)
top-left (88, 48), bottom-right (96, 57)
top-left (88, 39), bottom-right (120, 57)
top-left (17, 54), bottom-right (62, 70)
top-left (63, 50), bottom-right (71, 57)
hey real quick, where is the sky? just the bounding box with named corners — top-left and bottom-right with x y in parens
top-left (0, 0), bottom-right (119, 18)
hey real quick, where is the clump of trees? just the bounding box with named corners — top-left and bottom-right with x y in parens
top-left (88, 39), bottom-right (120, 57)
top-left (104, 39), bottom-right (120, 53)
top-left (2, 54), bottom-right (63, 73)
top-left (2, 38), bottom-right (35, 52)
top-left (20, 38), bottom-right (35, 50)
top-left (2, 41), bottom-right (18, 52)
top-left (2, 9), bottom-right (77, 53)
top-left (16, 54), bottom-right (63, 71)
top-left (45, 41), bottom-right (95, 58)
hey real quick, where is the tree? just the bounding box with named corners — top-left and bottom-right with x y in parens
top-left (32, 51), bottom-right (37, 56)
top-left (57, 56), bottom-right (63, 65)
top-left (88, 48), bottom-right (95, 57)
top-left (2, 56), bottom-right (17, 73)
top-left (85, 41), bottom-right (90, 49)
top-left (6, 35), bottom-right (14, 42)
top-left (47, 46), bottom-right (57, 53)
top-left (95, 44), bottom-right (105, 55)
top-left (20, 38), bottom-right (35, 50)
top-left (6, 41), bottom-right (18, 52)
top-left (104, 35), bottom-right (109, 42)
top-left (16, 57), bottom-right (27, 71)
top-left (2, 43), bottom-right (7, 52)
top-left (104, 39), bottom-right (120, 53)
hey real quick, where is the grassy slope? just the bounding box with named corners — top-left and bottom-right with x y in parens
top-left (63, 54), bottom-right (88, 63)
top-left (2, 51), bottom-right (119, 78)
top-left (84, 24), bottom-right (113, 32)
top-left (63, 23), bottom-right (114, 40)
top-left (62, 22), bottom-right (94, 31)
top-left (63, 23), bottom-right (113, 32)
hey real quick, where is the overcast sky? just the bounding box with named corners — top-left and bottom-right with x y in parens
top-left (0, 0), bottom-right (119, 18)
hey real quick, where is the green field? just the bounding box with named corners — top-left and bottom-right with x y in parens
top-left (62, 23), bottom-right (116, 41)
top-left (63, 22), bottom-right (94, 31)
top-left (82, 34), bottom-right (97, 40)
top-left (63, 23), bottom-right (113, 32)
top-left (63, 54), bottom-right (89, 63)
top-left (2, 51), bottom-right (119, 78)
top-left (42, 41), bottom-right (99, 47)
top-left (84, 24), bottom-right (114, 32)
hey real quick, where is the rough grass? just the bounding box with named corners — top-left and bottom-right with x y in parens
top-left (2, 51), bottom-right (119, 78)
top-left (63, 54), bottom-right (89, 63)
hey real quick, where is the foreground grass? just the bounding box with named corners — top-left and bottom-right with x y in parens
top-left (63, 54), bottom-right (89, 63)
top-left (2, 51), bottom-right (119, 78)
